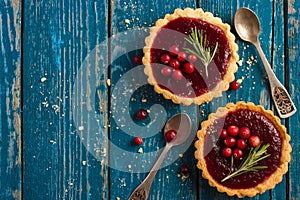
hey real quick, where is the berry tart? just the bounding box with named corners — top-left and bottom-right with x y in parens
top-left (143, 8), bottom-right (239, 105)
top-left (194, 101), bottom-right (292, 198)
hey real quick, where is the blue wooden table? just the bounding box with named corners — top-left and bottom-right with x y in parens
top-left (1, 0), bottom-right (299, 199)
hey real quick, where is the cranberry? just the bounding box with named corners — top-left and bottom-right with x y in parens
top-left (160, 53), bottom-right (171, 64)
top-left (169, 58), bottom-right (180, 69)
top-left (161, 66), bottom-right (172, 77)
top-left (183, 63), bottom-right (195, 74)
top-left (233, 148), bottom-right (243, 159)
top-left (169, 45), bottom-right (180, 56)
top-left (136, 109), bottom-right (148, 120)
top-left (133, 55), bottom-right (142, 65)
top-left (172, 70), bottom-right (183, 81)
top-left (239, 127), bottom-right (251, 139)
top-left (165, 130), bottom-right (177, 142)
top-left (227, 125), bottom-right (239, 136)
top-left (177, 52), bottom-right (187, 62)
top-left (220, 129), bottom-right (228, 139)
top-left (249, 135), bottom-right (261, 147)
top-left (179, 165), bottom-right (189, 176)
top-left (222, 147), bottom-right (232, 157)
top-left (230, 81), bottom-right (240, 90)
top-left (188, 54), bottom-right (197, 63)
top-left (134, 136), bottom-right (143, 145)
top-left (224, 137), bottom-right (236, 147)
top-left (237, 139), bottom-right (247, 149)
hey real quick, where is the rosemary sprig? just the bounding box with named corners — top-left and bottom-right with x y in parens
top-left (183, 27), bottom-right (218, 77)
top-left (221, 143), bottom-right (271, 183)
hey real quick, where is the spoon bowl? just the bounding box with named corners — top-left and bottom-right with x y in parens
top-left (164, 113), bottom-right (192, 146)
top-left (234, 8), bottom-right (261, 43)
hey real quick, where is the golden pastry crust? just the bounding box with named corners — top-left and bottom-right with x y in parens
top-left (143, 8), bottom-right (239, 105)
top-left (194, 101), bottom-right (292, 198)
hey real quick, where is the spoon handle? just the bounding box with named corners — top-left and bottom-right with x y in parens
top-left (254, 42), bottom-right (297, 118)
top-left (128, 145), bottom-right (171, 200)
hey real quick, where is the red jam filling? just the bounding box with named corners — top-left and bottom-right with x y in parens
top-left (204, 109), bottom-right (282, 189)
top-left (150, 17), bottom-right (231, 98)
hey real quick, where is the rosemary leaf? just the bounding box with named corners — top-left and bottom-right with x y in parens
top-left (183, 27), bottom-right (218, 77)
top-left (221, 143), bottom-right (270, 183)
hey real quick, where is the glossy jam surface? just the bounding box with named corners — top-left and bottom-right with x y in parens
top-left (150, 17), bottom-right (231, 97)
top-left (204, 109), bottom-right (282, 189)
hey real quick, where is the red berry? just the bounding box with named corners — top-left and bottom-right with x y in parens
top-left (220, 129), bottom-right (228, 139)
top-left (227, 125), bottom-right (239, 136)
top-left (177, 52), bottom-right (187, 62)
top-left (179, 165), bottom-right (189, 176)
top-left (183, 63), bottom-right (195, 74)
top-left (136, 109), bottom-right (148, 120)
top-left (224, 137), bottom-right (236, 147)
top-left (222, 147), bottom-right (232, 157)
top-left (230, 81), bottom-right (240, 90)
top-left (188, 54), bottom-right (197, 63)
top-left (237, 139), bottom-right (247, 149)
top-left (239, 127), bottom-right (251, 139)
top-left (233, 148), bottom-right (243, 159)
top-left (133, 55), bottom-right (142, 65)
top-left (172, 70), bottom-right (183, 81)
top-left (134, 136), bottom-right (143, 145)
top-left (160, 53), bottom-right (171, 64)
top-left (165, 130), bottom-right (177, 142)
top-left (169, 45), bottom-right (180, 56)
top-left (249, 135), bottom-right (261, 147)
top-left (169, 58), bottom-right (180, 69)
top-left (161, 66), bottom-right (172, 77)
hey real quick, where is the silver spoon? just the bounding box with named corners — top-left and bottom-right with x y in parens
top-left (234, 7), bottom-right (297, 118)
top-left (128, 113), bottom-right (192, 200)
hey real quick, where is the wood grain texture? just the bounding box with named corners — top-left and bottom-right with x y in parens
top-left (0, 0), bottom-right (21, 199)
top-left (287, 0), bottom-right (300, 199)
top-left (22, 0), bottom-right (109, 199)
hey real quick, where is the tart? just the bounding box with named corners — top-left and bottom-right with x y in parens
top-left (143, 8), bottom-right (239, 105)
top-left (194, 101), bottom-right (292, 198)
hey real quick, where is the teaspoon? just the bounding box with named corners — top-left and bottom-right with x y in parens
top-left (128, 113), bottom-right (192, 200)
top-left (234, 7), bottom-right (297, 118)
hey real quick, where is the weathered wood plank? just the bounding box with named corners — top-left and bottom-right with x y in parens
top-left (0, 0), bottom-right (21, 199)
top-left (22, 0), bottom-right (109, 199)
top-left (287, 0), bottom-right (300, 199)
top-left (109, 1), bottom-right (200, 199)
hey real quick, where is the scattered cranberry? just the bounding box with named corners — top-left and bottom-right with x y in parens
top-left (169, 58), bottom-right (180, 69)
top-left (220, 129), bottom-right (228, 139)
top-left (136, 109), bottom-right (148, 120)
top-left (177, 52), bottom-right (187, 62)
top-left (239, 127), bottom-right (251, 139)
top-left (172, 69), bottom-right (183, 81)
top-left (227, 125), bottom-right (239, 136)
top-left (188, 54), bottom-right (197, 63)
top-left (169, 45), bottom-right (180, 56)
top-left (233, 148), bottom-right (243, 159)
top-left (134, 136), bottom-right (143, 145)
top-left (165, 130), bottom-right (177, 142)
top-left (222, 147), bottom-right (232, 157)
top-left (179, 165), bottom-right (189, 176)
top-left (160, 53), bottom-right (171, 64)
top-left (237, 139), bottom-right (247, 149)
top-left (224, 137), bottom-right (236, 147)
top-left (183, 63), bottom-right (195, 74)
top-left (133, 55), bottom-right (142, 65)
top-left (161, 66), bottom-right (172, 77)
top-left (249, 135), bottom-right (261, 147)
top-left (230, 81), bottom-right (240, 90)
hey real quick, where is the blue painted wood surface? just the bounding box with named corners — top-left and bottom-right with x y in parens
top-left (0, 0), bottom-right (299, 199)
